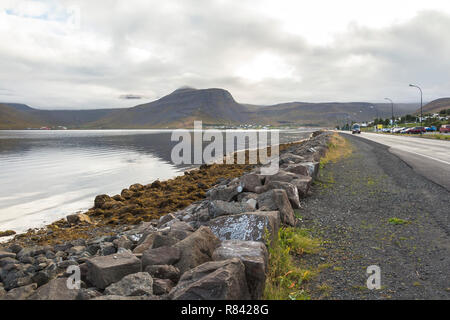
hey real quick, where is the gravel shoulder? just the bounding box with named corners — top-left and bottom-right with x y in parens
top-left (299, 133), bottom-right (450, 300)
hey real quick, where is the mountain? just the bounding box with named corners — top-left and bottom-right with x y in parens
top-left (88, 88), bottom-right (248, 128)
top-left (1, 88), bottom-right (420, 129)
top-left (416, 98), bottom-right (450, 114)
top-left (0, 103), bottom-right (44, 129)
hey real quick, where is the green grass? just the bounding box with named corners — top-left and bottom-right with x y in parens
top-left (388, 217), bottom-right (410, 225)
top-left (263, 227), bottom-right (321, 300)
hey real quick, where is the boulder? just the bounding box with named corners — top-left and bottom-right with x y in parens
top-left (213, 240), bottom-right (268, 299)
top-left (166, 221), bottom-right (194, 240)
top-left (291, 175), bottom-right (313, 197)
top-left (29, 278), bottom-right (79, 300)
top-left (208, 200), bottom-right (254, 218)
top-left (259, 181), bottom-right (301, 209)
top-left (113, 235), bottom-right (133, 250)
top-left (207, 184), bottom-right (239, 202)
top-left (240, 173), bottom-right (262, 192)
top-left (86, 252), bottom-right (141, 289)
top-left (145, 265), bottom-right (180, 283)
top-left (66, 213), bottom-right (92, 225)
top-left (263, 170), bottom-right (298, 184)
top-left (153, 278), bottom-right (174, 295)
top-left (151, 234), bottom-right (180, 249)
top-left (17, 246), bottom-right (51, 260)
top-left (208, 211), bottom-right (280, 242)
top-left (1, 283), bottom-right (37, 300)
top-left (285, 162), bottom-right (319, 178)
top-left (133, 232), bottom-right (158, 254)
top-left (94, 194), bottom-right (112, 208)
top-left (0, 250), bottom-right (16, 259)
top-left (141, 246), bottom-right (181, 269)
top-left (104, 272), bottom-right (153, 296)
top-left (173, 226), bottom-right (221, 274)
top-left (279, 152), bottom-right (305, 165)
top-left (257, 189), bottom-right (296, 226)
top-left (169, 258), bottom-right (250, 300)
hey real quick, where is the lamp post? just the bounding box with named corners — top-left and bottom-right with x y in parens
top-left (384, 98), bottom-right (394, 126)
top-left (409, 84), bottom-right (423, 127)
top-left (370, 105), bottom-right (379, 132)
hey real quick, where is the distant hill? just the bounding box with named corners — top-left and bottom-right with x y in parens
top-left (89, 88), bottom-right (248, 128)
top-left (1, 88), bottom-right (421, 129)
top-left (416, 98), bottom-right (450, 115)
top-left (0, 103), bottom-right (44, 129)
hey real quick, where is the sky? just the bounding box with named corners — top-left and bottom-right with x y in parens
top-left (0, 0), bottom-right (450, 109)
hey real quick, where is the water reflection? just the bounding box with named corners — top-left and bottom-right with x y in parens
top-left (0, 129), bottom-right (314, 233)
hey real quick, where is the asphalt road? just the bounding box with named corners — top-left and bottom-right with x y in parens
top-left (340, 132), bottom-right (450, 191)
top-left (301, 134), bottom-right (450, 299)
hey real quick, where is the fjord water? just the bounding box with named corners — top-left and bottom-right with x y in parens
top-left (0, 129), bottom-right (314, 233)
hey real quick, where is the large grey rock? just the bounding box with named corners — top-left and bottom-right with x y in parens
top-left (173, 226), bottom-right (221, 274)
top-left (166, 221), bottom-right (194, 240)
top-left (208, 200), bottom-right (254, 218)
top-left (208, 211), bottom-right (280, 242)
top-left (240, 173), bottom-right (263, 192)
top-left (279, 152), bottom-right (305, 165)
top-left (145, 265), bottom-right (180, 283)
top-left (133, 232), bottom-right (158, 254)
top-left (17, 246), bottom-right (51, 260)
top-left (263, 170), bottom-right (298, 184)
top-left (257, 181), bottom-right (301, 209)
top-left (285, 162), bottom-right (319, 178)
top-left (153, 278), bottom-right (174, 295)
top-left (104, 272), bottom-right (153, 296)
top-left (86, 252), bottom-right (141, 289)
top-left (207, 184), bottom-right (239, 202)
top-left (257, 189), bottom-right (296, 226)
top-left (1, 283), bottom-right (37, 300)
top-left (169, 258), bottom-right (250, 300)
top-left (29, 278), bottom-right (79, 300)
top-left (141, 246), bottom-right (181, 269)
top-left (291, 175), bottom-right (313, 197)
top-left (213, 240), bottom-right (268, 299)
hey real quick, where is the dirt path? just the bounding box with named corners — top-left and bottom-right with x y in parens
top-left (299, 134), bottom-right (450, 300)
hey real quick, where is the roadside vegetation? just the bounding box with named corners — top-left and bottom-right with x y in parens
top-left (319, 133), bottom-right (353, 168)
top-left (263, 227), bottom-right (322, 300)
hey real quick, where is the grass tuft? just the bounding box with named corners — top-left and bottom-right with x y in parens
top-left (263, 227), bottom-right (321, 300)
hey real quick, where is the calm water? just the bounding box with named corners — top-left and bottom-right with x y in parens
top-left (0, 129), bottom-right (314, 233)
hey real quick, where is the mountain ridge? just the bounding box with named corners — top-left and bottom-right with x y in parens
top-left (1, 87), bottom-right (421, 129)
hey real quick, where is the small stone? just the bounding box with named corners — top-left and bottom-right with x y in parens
top-left (104, 272), bottom-right (153, 296)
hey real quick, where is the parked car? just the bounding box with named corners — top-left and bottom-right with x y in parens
top-left (392, 127), bottom-right (406, 133)
top-left (408, 127), bottom-right (426, 134)
top-left (425, 126), bottom-right (437, 132)
top-left (352, 124), bottom-right (361, 134)
top-left (440, 124), bottom-right (450, 133)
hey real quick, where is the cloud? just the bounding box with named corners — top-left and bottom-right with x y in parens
top-left (0, 0), bottom-right (449, 109)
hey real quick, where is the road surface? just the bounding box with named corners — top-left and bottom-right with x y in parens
top-left (301, 134), bottom-right (450, 299)
top-left (341, 132), bottom-right (450, 191)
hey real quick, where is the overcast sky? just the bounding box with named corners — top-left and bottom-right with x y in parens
top-left (1, 0), bottom-right (450, 109)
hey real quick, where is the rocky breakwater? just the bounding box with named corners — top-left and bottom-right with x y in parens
top-left (0, 131), bottom-right (333, 300)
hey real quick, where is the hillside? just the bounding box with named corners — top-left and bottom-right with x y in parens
top-left (1, 88), bottom-right (420, 129)
top-left (0, 103), bottom-right (44, 129)
top-left (89, 88), bottom-right (248, 128)
top-left (416, 98), bottom-right (450, 114)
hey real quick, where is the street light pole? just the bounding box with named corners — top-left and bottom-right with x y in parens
top-left (409, 84), bottom-right (423, 127)
top-left (385, 98), bottom-right (394, 126)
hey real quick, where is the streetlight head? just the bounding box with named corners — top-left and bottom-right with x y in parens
top-left (409, 84), bottom-right (414, 87)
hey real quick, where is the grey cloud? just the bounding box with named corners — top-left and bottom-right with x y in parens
top-left (0, 2), bottom-right (449, 109)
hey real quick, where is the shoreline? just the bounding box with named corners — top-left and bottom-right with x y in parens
top-left (0, 130), bottom-right (333, 300)
top-left (1, 133), bottom-right (313, 247)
